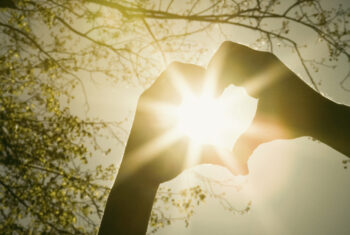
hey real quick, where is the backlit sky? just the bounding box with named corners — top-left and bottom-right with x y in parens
top-left (68, 0), bottom-right (350, 234)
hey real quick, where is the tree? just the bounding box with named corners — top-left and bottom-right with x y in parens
top-left (0, 0), bottom-right (349, 234)
top-left (0, 2), bottom-right (118, 235)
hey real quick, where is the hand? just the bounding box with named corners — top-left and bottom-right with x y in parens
top-left (208, 41), bottom-right (333, 175)
top-left (99, 62), bottom-right (238, 235)
top-left (118, 62), bottom-right (236, 186)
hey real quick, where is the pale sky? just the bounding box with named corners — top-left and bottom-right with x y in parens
top-left (68, 0), bottom-right (350, 234)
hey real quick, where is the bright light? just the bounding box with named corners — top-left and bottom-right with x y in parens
top-left (177, 96), bottom-right (227, 145)
top-left (125, 65), bottom-right (257, 176)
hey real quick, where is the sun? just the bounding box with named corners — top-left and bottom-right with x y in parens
top-left (125, 67), bottom-right (257, 176)
top-left (177, 95), bottom-right (227, 146)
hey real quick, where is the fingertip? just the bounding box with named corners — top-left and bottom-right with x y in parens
top-left (239, 163), bottom-right (249, 175)
top-left (230, 159), bottom-right (249, 176)
top-left (213, 89), bottom-right (224, 98)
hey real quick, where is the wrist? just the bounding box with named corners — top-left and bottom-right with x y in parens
top-left (98, 162), bottom-right (160, 235)
top-left (311, 99), bottom-right (350, 158)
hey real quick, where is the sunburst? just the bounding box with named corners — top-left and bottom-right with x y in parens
top-left (125, 64), bottom-right (257, 177)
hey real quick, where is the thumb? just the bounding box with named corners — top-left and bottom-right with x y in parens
top-left (233, 114), bottom-right (285, 175)
top-left (199, 145), bottom-right (245, 176)
top-left (232, 120), bottom-right (269, 175)
top-left (232, 133), bottom-right (257, 175)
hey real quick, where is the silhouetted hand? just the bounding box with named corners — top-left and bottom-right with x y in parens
top-left (208, 41), bottom-right (350, 175)
top-left (120, 62), bottom-right (235, 185)
top-left (99, 62), bottom-right (234, 235)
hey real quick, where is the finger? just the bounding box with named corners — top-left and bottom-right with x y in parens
top-left (232, 110), bottom-right (289, 175)
top-left (141, 62), bottom-right (206, 105)
top-left (198, 145), bottom-right (242, 176)
top-left (232, 118), bottom-right (270, 175)
top-left (232, 133), bottom-right (256, 175)
top-left (207, 41), bottom-right (278, 98)
top-left (207, 41), bottom-right (258, 94)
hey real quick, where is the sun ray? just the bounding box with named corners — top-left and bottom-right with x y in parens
top-left (120, 61), bottom-right (268, 181)
top-left (167, 65), bottom-right (197, 100)
top-left (201, 68), bottom-right (219, 98)
top-left (120, 128), bottom-right (183, 181)
top-left (184, 141), bottom-right (202, 169)
top-left (138, 97), bottom-right (180, 118)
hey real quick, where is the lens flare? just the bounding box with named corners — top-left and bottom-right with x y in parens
top-left (177, 96), bottom-right (227, 146)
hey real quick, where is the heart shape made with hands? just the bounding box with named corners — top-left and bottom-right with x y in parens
top-left (175, 85), bottom-right (257, 152)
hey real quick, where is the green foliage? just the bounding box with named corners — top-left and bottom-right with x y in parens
top-left (0, 1), bottom-right (117, 234)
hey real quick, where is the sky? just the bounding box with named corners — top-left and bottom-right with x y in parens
top-left (67, 0), bottom-right (350, 234)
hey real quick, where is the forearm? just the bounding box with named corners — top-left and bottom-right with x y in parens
top-left (98, 164), bottom-right (159, 235)
top-left (313, 101), bottom-right (350, 158)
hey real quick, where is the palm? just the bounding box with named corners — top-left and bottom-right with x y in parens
top-left (119, 62), bottom-right (230, 185)
top-left (209, 41), bottom-right (329, 174)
